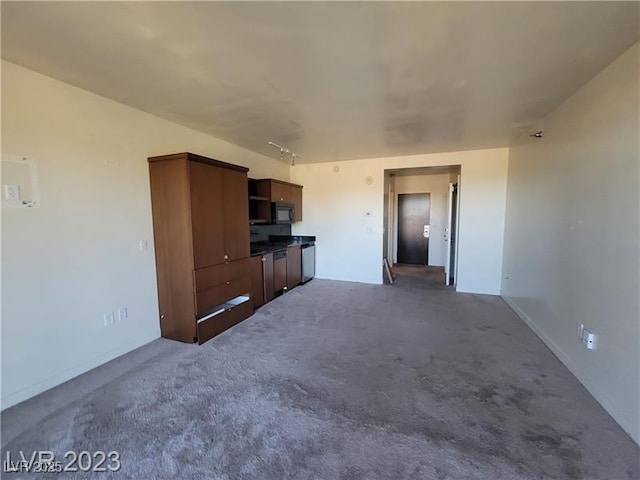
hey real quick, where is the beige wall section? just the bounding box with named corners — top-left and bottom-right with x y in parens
top-left (501, 43), bottom-right (640, 443)
top-left (290, 148), bottom-right (508, 293)
top-left (1, 61), bottom-right (289, 409)
top-left (392, 174), bottom-right (450, 266)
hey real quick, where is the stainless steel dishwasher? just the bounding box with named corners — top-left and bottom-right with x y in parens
top-left (301, 244), bottom-right (315, 283)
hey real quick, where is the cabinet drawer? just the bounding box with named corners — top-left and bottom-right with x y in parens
top-left (195, 274), bottom-right (252, 317)
top-left (194, 258), bottom-right (250, 292)
top-left (197, 299), bottom-right (253, 344)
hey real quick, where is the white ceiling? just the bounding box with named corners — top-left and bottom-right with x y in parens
top-left (2, 2), bottom-right (638, 164)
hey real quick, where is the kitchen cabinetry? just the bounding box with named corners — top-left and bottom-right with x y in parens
top-left (255, 179), bottom-right (303, 222)
top-left (250, 252), bottom-right (275, 308)
top-left (148, 152), bottom-right (252, 344)
top-left (273, 251), bottom-right (287, 292)
top-left (264, 253), bottom-right (275, 302)
top-left (250, 256), bottom-right (265, 308)
top-left (286, 245), bottom-right (302, 289)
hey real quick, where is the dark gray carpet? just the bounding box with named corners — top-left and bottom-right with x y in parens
top-left (2, 277), bottom-right (638, 479)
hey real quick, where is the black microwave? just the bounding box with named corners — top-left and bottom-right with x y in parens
top-left (272, 202), bottom-right (295, 224)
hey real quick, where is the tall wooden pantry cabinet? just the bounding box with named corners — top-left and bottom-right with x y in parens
top-left (148, 152), bottom-right (253, 344)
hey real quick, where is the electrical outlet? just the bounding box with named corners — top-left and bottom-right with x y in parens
top-left (582, 329), bottom-right (597, 350)
top-left (117, 307), bottom-right (128, 321)
top-left (139, 240), bottom-right (148, 252)
top-left (103, 312), bottom-right (115, 326)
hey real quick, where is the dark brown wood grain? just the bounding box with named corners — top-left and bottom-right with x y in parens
top-left (291, 184), bottom-right (303, 222)
top-left (197, 300), bottom-right (253, 344)
top-left (148, 152), bottom-right (249, 173)
top-left (189, 161), bottom-right (225, 269)
top-left (254, 179), bottom-right (303, 222)
top-left (250, 256), bottom-right (265, 308)
top-left (149, 159), bottom-right (197, 343)
top-left (274, 256), bottom-right (287, 292)
top-left (286, 245), bottom-right (302, 289)
top-left (223, 168), bottom-right (250, 261)
top-left (148, 152), bottom-right (253, 344)
top-left (263, 253), bottom-right (275, 302)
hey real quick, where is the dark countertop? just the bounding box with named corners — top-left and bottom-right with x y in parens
top-left (250, 235), bottom-right (316, 257)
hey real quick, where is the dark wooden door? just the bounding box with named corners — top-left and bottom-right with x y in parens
top-left (286, 245), bottom-right (302, 288)
top-left (189, 162), bottom-right (225, 269)
top-left (250, 255), bottom-right (265, 308)
top-left (263, 253), bottom-right (275, 302)
top-left (291, 186), bottom-right (303, 222)
top-left (397, 193), bottom-right (430, 265)
top-left (222, 168), bottom-right (250, 261)
top-left (149, 159), bottom-right (198, 342)
top-left (274, 257), bottom-right (287, 291)
top-left (270, 182), bottom-right (289, 202)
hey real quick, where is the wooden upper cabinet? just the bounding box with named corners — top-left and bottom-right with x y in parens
top-left (190, 161), bottom-right (225, 269)
top-left (256, 179), bottom-right (303, 222)
top-left (291, 184), bottom-right (303, 222)
top-left (270, 181), bottom-right (290, 203)
top-left (222, 168), bottom-right (250, 261)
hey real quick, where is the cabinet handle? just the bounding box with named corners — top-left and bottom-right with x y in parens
top-left (226, 281), bottom-right (230, 285)
top-left (160, 315), bottom-right (165, 319)
top-left (261, 257), bottom-right (266, 262)
top-left (224, 254), bottom-right (229, 260)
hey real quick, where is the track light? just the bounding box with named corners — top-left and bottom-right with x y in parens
top-left (268, 142), bottom-right (302, 166)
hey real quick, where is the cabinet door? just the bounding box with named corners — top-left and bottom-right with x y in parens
top-left (222, 168), bottom-right (250, 261)
top-left (264, 253), bottom-right (275, 302)
top-left (291, 185), bottom-right (303, 222)
top-left (271, 181), bottom-right (289, 203)
top-left (274, 257), bottom-right (287, 292)
top-left (190, 162), bottom-right (225, 268)
top-left (250, 255), bottom-right (265, 308)
top-left (286, 246), bottom-right (302, 289)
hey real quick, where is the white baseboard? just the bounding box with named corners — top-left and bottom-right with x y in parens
top-left (1, 334), bottom-right (159, 411)
top-left (501, 295), bottom-right (639, 445)
top-left (456, 284), bottom-right (501, 295)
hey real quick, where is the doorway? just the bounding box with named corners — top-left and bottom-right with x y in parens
top-left (382, 165), bottom-right (461, 287)
top-left (397, 193), bottom-right (430, 265)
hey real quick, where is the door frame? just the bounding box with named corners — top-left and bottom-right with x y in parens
top-left (383, 165), bottom-right (461, 285)
top-left (445, 175), bottom-right (461, 287)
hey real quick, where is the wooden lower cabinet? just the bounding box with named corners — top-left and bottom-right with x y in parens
top-left (251, 247), bottom-right (302, 308)
top-left (274, 252), bottom-right (287, 292)
top-left (197, 300), bottom-right (253, 344)
top-left (263, 253), bottom-right (275, 302)
top-left (286, 246), bottom-right (302, 289)
top-left (250, 256), bottom-right (265, 308)
top-left (250, 253), bottom-right (275, 308)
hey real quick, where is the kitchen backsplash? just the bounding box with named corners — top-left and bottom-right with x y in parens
top-left (250, 224), bottom-right (292, 243)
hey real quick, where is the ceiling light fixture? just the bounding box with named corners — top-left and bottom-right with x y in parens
top-left (268, 142), bottom-right (301, 166)
top-left (529, 131), bottom-right (544, 139)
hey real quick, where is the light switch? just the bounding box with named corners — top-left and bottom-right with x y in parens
top-left (139, 240), bottom-right (149, 252)
top-left (4, 185), bottom-right (20, 201)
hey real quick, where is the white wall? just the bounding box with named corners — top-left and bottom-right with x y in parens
top-left (291, 148), bottom-right (509, 293)
top-left (1, 61), bottom-right (289, 409)
top-left (501, 43), bottom-right (640, 443)
top-left (392, 173), bottom-right (450, 266)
